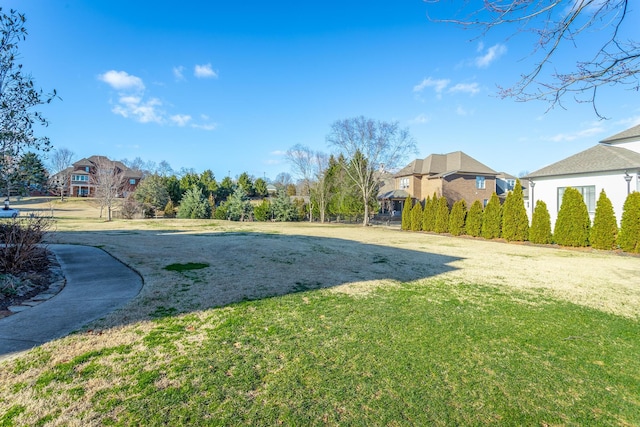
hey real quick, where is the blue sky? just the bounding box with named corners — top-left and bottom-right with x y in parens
top-left (7, 0), bottom-right (640, 181)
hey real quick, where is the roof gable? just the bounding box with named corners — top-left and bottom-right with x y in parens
top-left (600, 124), bottom-right (640, 144)
top-left (526, 144), bottom-right (640, 178)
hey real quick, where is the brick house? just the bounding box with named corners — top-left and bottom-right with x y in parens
top-left (51, 155), bottom-right (142, 198)
top-left (389, 151), bottom-right (500, 209)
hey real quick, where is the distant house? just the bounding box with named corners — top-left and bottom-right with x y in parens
top-left (382, 151), bottom-right (501, 211)
top-left (524, 124), bottom-right (640, 227)
top-left (51, 155), bottom-right (142, 198)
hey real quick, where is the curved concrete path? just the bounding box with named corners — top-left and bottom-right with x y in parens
top-left (0, 244), bottom-right (142, 360)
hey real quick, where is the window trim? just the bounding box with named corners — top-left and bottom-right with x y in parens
top-left (476, 176), bottom-right (486, 190)
top-left (557, 185), bottom-right (596, 214)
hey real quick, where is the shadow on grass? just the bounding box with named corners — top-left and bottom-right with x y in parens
top-left (0, 228), bottom-right (462, 354)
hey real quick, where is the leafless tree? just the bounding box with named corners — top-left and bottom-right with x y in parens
top-left (48, 147), bottom-right (75, 200)
top-left (327, 116), bottom-right (417, 226)
top-left (426, 0), bottom-right (638, 116)
top-left (92, 156), bottom-right (125, 221)
top-left (286, 144), bottom-right (330, 222)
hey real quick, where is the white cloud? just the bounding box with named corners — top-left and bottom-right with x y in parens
top-left (448, 82), bottom-right (481, 96)
top-left (549, 125), bottom-right (605, 142)
top-left (456, 105), bottom-right (473, 116)
top-left (413, 77), bottom-right (450, 94)
top-left (270, 150), bottom-right (287, 156)
top-left (173, 66), bottom-right (185, 81)
top-left (409, 113), bottom-right (431, 124)
top-left (194, 63), bottom-right (218, 79)
top-left (191, 123), bottom-right (218, 131)
top-left (475, 43), bottom-right (507, 68)
top-left (170, 114), bottom-right (192, 126)
top-left (112, 96), bottom-right (164, 124)
top-left (98, 70), bottom-right (145, 91)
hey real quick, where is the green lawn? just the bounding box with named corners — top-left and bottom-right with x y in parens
top-left (5, 280), bottom-right (638, 426)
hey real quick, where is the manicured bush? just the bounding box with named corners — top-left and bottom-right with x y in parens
top-left (481, 193), bottom-right (502, 239)
top-left (401, 196), bottom-right (412, 230)
top-left (554, 187), bottom-right (590, 247)
top-left (410, 201), bottom-right (423, 231)
top-left (501, 179), bottom-right (529, 242)
top-left (618, 192), bottom-right (640, 253)
top-left (529, 200), bottom-right (552, 244)
top-left (434, 196), bottom-right (449, 234)
top-left (422, 195), bottom-right (433, 232)
top-left (466, 200), bottom-right (483, 237)
top-left (449, 199), bottom-right (467, 236)
top-left (590, 190), bottom-right (618, 250)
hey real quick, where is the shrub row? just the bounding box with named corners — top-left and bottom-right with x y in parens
top-left (400, 179), bottom-right (640, 254)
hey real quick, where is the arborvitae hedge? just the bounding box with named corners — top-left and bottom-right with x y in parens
top-left (554, 187), bottom-right (590, 247)
top-left (422, 195), bottom-right (433, 231)
top-left (434, 196), bottom-right (449, 233)
top-left (411, 201), bottom-right (423, 231)
top-left (449, 199), bottom-right (467, 236)
top-left (425, 192), bottom-right (438, 232)
top-left (590, 190), bottom-right (618, 250)
top-left (618, 191), bottom-right (640, 253)
top-left (466, 200), bottom-right (483, 237)
top-left (501, 179), bottom-right (529, 242)
top-left (529, 200), bottom-right (552, 244)
top-left (481, 193), bottom-right (502, 239)
top-left (401, 196), bottom-right (412, 230)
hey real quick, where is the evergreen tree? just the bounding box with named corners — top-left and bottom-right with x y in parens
top-left (213, 201), bottom-right (228, 220)
top-left (178, 187), bottom-right (211, 219)
top-left (529, 200), bottom-right (552, 244)
top-left (425, 191), bottom-right (438, 232)
top-left (501, 179), bottom-right (529, 241)
top-left (434, 196), bottom-right (449, 233)
top-left (410, 201), bottom-right (423, 231)
top-left (590, 190), bottom-right (618, 250)
top-left (226, 187), bottom-right (253, 221)
top-left (554, 187), bottom-right (590, 247)
top-left (401, 195), bottom-right (412, 230)
top-left (618, 192), bottom-right (640, 253)
top-left (163, 200), bottom-right (175, 218)
top-left (272, 190), bottom-right (297, 222)
top-left (134, 174), bottom-right (170, 211)
top-left (253, 199), bottom-right (271, 221)
top-left (481, 193), bottom-right (502, 239)
top-left (466, 200), bottom-right (483, 237)
top-left (449, 199), bottom-right (467, 236)
top-left (15, 152), bottom-right (48, 194)
top-left (422, 195), bottom-right (432, 231)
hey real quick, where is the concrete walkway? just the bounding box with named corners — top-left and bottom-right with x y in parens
top-left (0, 244), bottom-right (143, 360)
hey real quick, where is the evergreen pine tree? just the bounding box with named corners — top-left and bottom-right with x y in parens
top-left (590, 190), bottom-right (618, 250)
top-left (434, 196), bottom-right (450, 233)
top-left (529, 200), bottom-right (552, 244)
top-left (163, 200), bottom-right (176, 218)
top-left (466, 200), bottom-right (483, 237)
top-left (481, 193), bottom-right (502, 239)
top-left (427, 191), bottom-right (438, 231)
top-left (618, 192), bottom-right (640, 253)
top-left (554, 187), bottom-right (590, 247)
top-left (411, 201), bottom-right (423, 231)
top-left (449, 199), bottom-right (467, 236)
top-left (501, 179), bottom-right (529, 241)
top-left (401, 196), bottom-right (412, 230)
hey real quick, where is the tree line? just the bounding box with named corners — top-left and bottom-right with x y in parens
top-left (401, 179), bottom-right (640, 254)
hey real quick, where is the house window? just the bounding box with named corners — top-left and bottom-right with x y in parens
top-left (85, 166), bottom-right (90, 172)
top-left (557, 186), bottom-right (596, 214)
top-left (476, 176), bottom-right (486, 189)
top-left (399, 177), bottom-right (409, 189)
top-left (129, 179), bottom-right (136, 185)
top-left (483, 199), bottom-right (488, 207)
top-left (72, 175), bottom-right (89, 182)
top-left (506, 179), bottom-right (515, 191)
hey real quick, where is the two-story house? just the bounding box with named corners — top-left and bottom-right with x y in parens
top-left (52, 155), bottom-right (142, 198)
top-left (388, 151), bottom-right (500, 209)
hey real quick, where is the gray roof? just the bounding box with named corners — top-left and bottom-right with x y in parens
top-left (378, 189), bottom-right (409, 200)
top-left (600, 124), bottom-right (640, 144)
top-left (395, 151), bottom-right (497, 178)
top-left (525, 144), bottom-right (640, 178)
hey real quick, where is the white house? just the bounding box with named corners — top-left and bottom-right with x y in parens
top-left (524, 124), bottom-right (640, 228)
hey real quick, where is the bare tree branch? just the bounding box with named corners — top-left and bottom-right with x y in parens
top-left (426, 0), bottom-right (638, 117)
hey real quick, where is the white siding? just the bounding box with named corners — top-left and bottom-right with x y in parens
top-left (527, 170), bottom-right (638, 228)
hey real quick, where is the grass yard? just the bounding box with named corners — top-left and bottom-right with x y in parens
top-left (0, 198), bottom-right (639, 426)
